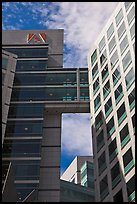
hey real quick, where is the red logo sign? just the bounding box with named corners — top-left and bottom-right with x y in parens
top-left (27, 33), bottom-right (46, 43)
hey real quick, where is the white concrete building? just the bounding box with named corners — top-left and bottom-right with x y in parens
top-left (88, 2), bottom-right (135, 202)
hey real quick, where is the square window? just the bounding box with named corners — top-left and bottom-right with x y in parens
top-left (94, 93), bottom-right (101, 112)
top-left (120, 124), bottom-right (130, 148)
top-left (117, 102), bottom-right (126, 125)
top-left (127, 6), bottom-right (135, 25)
top-left (101, 64), bottom-right (109, 82)
top-left (122, 51), bottom-right (132, 71)
top-left (107, 23), bottom-right (114, 40)
top-left (115, 9), bottom-right (123, 26)
top-left (114, 84), bottom-right (123, 104)
top-left (125, 68), bottom-right (135, 89)
top-left (107, 116), bottom-right (115, 138)
top-left (92, 63), bottom-right (98, 79)
top-left (112, 66), bottom-right (121, 86)
top-left (105, 98), bottom-right (113, 117)
top-left (91, 49), bottom-right (97, 66)
top-left (99, 36), bottom-right (106, 53)
top-left (110, 50), bottom-right (118, 69)
top-left (117, 21), bottom-right (126, 40)
top-left (100, 50), bottom-right (107, 66)
top-left (120, 35), bottom-right (129, 55)
top-left (109, 36), bottom-right (116, 54)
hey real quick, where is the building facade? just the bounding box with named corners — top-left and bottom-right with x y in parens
top-left (88, 2), bottom-right (135, 202)
top-left (2, 30), bottom-right (90, 202)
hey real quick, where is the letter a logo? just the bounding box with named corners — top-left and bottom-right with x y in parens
top-left (27, 33), bottom-right (46, 43)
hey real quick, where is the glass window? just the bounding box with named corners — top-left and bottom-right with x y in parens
top-left (120, 124), bottom-right (130, 148)
top-left (91, 49), bottom-right (97, 66)
top-left (125, 68), bottom-right (135, 89)
top-left (2, 72), bottom-right (5, 84)
top-left (127, 6), bottom-right (135, 25)
top-left (130, 23), bottom-right (135, 40)
top-left (109, 36), bottom-right (116, 54)
top-left (109, 138), bottom-right (117, 162)
top-left (100, 175), bottom-right (108, 201)
top-left (2, 139), bottom-right (41, 157)
top-left (97, 130), bottom-right (104, 152)
top-left (117, 21), bottom-right (126, 40)
top-left (126, 175), bottom-right (135, 202)
top-left (103, 80), bottom-right (110, 99)
top-left (2, 57), bottom-right (8, 70)
top-left (94, 93), bottom-right (101, 112)
top-left (80, 87), bottom-right (89, 101)
top-left (123, 148), bottom-right (134, 174)
top-left (122, 51), bottom-right (132, 71)
top-left (107, 23), bottom-right (114, 40)
top-left (110, 50), bottom-right (118, 69)
top-left (114, 84), bottom-right (123, 104)
top-left (117, 102), bottom-right (126, 125)
top-left (92, 63), bottom-right (98, 79)
top-left (8, 103), bottom-right (44, 118)
top-left (128, 88), bottom-right (135, 110)
top-left (16, 60), bottom-right (48, 71)
top-left (105, 98), bottom-right (113, 117)
top-left (100, 50), bottom-right (107, 66)
top-left (113, 189), bottom-right (123, 202)
top-left (115, 9), bottom-right (123, 26)
top-left (132, 114), bottom-right (135, 132)
top-left (111, 162), bottom-right (121, 189)
top-left (95, 111), bottom-right (103, 131)
top-left (101, 64), bottom-right (109, 82)
top-left (99, 36), bottom-right (105, 53)
top-left (80, 72), bottom-right (88, 85)
top-left (98, 151), bottom-right (106, 175)
top-left (5, 120), bottom-right (43, 137)
top-left (3, 47), bottom-right (48, 58)
top-left (125, 2), bottom-right (133, 11)
top-left (112, 66), bottom-right (121, 86)
top-left (107, 116), bottom-right (115, 138)
top-left (120, 35), bottom-right (129, 55)
top-left (93, 77), bottom-right (100, 95)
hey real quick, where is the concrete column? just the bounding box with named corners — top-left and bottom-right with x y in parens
top-left (38, 113), bottom-right (61, 202)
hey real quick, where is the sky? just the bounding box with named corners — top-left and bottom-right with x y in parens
top-left (2, 2), bottom-right (118, 175)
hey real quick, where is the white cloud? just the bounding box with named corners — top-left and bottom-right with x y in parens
top-left (61, 113), bottom-right (92, 156)
top-left (37, 2), bottom-right (118, 67)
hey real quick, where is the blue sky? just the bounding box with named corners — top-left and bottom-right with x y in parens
top-left (2, 2), bottom-right (118, 175)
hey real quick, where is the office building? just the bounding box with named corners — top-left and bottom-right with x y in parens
top-left (2, 29), bottom-right (90, 202)
top-left (88, 2), bottom-right (135, 202)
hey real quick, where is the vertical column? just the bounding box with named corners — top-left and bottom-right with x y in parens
top-left (77, 68), bottom-right (80, 101)
top-left (38, 112), bottom-right (61, 202)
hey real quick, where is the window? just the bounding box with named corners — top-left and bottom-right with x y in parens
top-left (107, 23), bottom-right (114, 40)
top-left (97, 130), bottom-right (104, 152)
top-left (99, 36), bottom-right (105, 53)
top-left (2, 57), bottom-right (8, 70)
top-left (125, 68), bottom-right (135, 89)
top-left (101, 64), bottom-right (109, 82)
top-left (126, 175), bottom-right (135, 202)
top-left (123, 148), bottom-right (134, 174)
top-left (128, 88), bottom-right (135, 111)
top-left (120, 124), bottom-right (130, 148)
top-left (117, 102), bottom-right (126, 125)
top-left (125, 2), bottom-right (133, 11)
top-left (127, 6), bottom-right (135, 25)
top-left (98, 151), bottom-right (106, 175)
top-left (2, 72), bottom-right (5, 84)
top-left (100, 50), bottom-right (107, 66)
top-left (103, 80), bottom-right (110, 99)
top-left (93, 78), bottom-right (100, 95)
top-left (117, 21), bottom-right (126, 40)
top-left (109, 138), bottom-right (118, 162)
top-left (105, 98), bottom-right (113, 117)
top-left (109, 36), bottom-right (116, 54)
top-left (80, 87), bottom-right (89, 101)
top-left (114, 84), bottom-right (123, 104)
top-left (120, 35), bottom-right (129, 55)
top-left (3, 47), bottom-right (48, 58)
top-left (80, 72), bottom-right (88, 85)
top-left (91, 49), bottom-right (97, 66)
top-left (92, 63), bottom-right (98, 79)
top-left (100, 175), bottom-right (109, 201)
top-left (132, 114), bottom-right (135, 133)
top-left (5, 120), bottom-right (43, 137)
top-left (113, 189), bottom-right (123, 202)
top-left (16, 60), bottom-right (48, 71)
top-left (8, 103), bottom-right (44, 118)
top-left (111, 162), bottom-right (121, 189)
top-left (112, 66), bottom-right (121, 86)
top-left (94, 93), bottom-right (101, 112)
top-left (110, 50), bottom-right (118, 69)
top-left (107, 117), bottom-right (115, 138)
top-left (130, 23), bottom-right (135, 40)
top-left (115, 9), bottom-right (123, 26)
top-left (95, 111), bottom-right (103, 131)
top-left (122, 51), bottom-right (132, 71)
